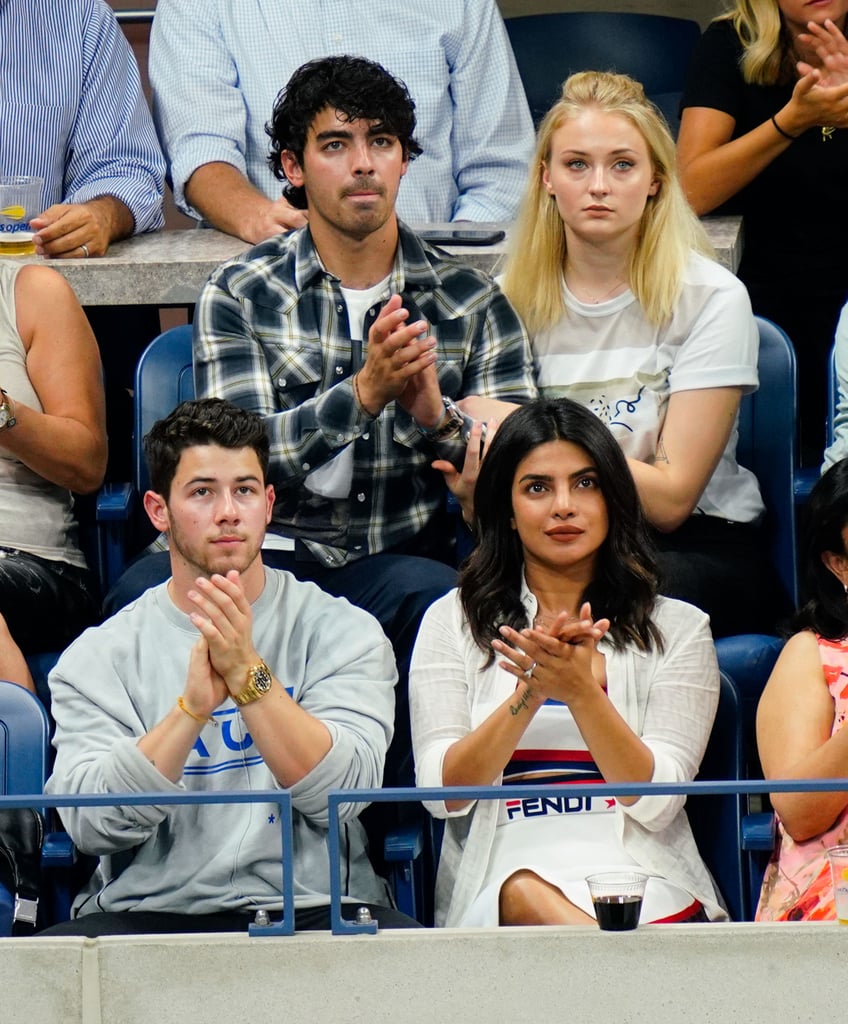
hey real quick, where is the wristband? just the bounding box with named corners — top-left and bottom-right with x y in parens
top-left (771, 114), bottom-right (798, 142)
top-left (177, 696), bottom-right (218, 727)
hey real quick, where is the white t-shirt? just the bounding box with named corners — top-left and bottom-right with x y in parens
top-left (304, 276), bottom-right (390, 500)
top-left (532, 252), bottom-right (764, 524)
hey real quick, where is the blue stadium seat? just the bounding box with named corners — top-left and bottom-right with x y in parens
top-left (504, 12), bottom-right (701, 135)
top-left (0, 680), bottom-right (48, 933)
top-left (97, 324), bottom-right (195, 590)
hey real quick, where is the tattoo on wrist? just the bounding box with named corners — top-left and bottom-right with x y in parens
top-left (509, 686), bottom-right (535, 717)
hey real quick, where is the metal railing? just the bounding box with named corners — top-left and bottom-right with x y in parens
top-left (0, 789), bottom-right (295, 936)
top-left (4, 777), bottom-right (847, 936)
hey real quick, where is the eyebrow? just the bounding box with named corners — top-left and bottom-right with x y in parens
top-left (558, 147), bottom-right (639, 157)
top-left (517, 466), bottom-right (597, 484)
top-left (183, 474), bottom-right (262, 487)
top-left (314, 126), bottom-right (397, 143)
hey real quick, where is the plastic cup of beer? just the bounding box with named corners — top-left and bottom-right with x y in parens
top-left (826, 845), bottom-right (848, 924)
top-left (586, 871), bottom-right (647, 931)
top-left (0, 176), bottom-right (43, 256)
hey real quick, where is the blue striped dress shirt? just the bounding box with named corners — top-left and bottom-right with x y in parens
top-left (0, 0), bottom-right (164, 232)
top-left (150, 0), bottom-right (535, 225)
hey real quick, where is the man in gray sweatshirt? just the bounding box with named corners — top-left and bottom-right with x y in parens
top-left (42, 398), bottom-right (415, 934)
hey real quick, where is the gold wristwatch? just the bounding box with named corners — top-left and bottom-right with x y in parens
top-left (233, 660), bottom-right (273, 706)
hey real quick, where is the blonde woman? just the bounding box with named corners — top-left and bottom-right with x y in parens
top-left (678, 3), bottom-right (848, 457)
top-left (497, 71), bottom-right (773, 638)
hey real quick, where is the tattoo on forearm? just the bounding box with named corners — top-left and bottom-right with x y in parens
top-left (509, 686), bottom-right (535, 716)
top-left (655, 438), bottom-right (669, 464)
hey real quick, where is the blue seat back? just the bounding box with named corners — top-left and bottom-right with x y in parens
top-left (715, 633), bottom-right (783, 781)
top-left (0, 679), bottom-right (50, 934)
top-left (133, 324), bottom-right (196, 498)
top-left (736, 317), bottom-right (799, 608)
top-left (504, 12), bottom-right (700, 134)
top-left (688, 671), bottom-right (747, 919)
top-left (0, 680), bottom-right (49, 796)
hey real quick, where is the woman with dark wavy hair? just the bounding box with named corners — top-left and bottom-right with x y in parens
top-left (756, 459), bottom-right (848, 920)
top-left (410, 398), bottom-right (725, 927)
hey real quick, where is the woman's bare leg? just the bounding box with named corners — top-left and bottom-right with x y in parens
top-left (499, 869), bottom-right (595, 925)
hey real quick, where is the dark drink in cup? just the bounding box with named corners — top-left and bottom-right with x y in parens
top-left (592, 893), bottom-right (642, 931)
top-left (585, 871), bottom-right (648, 931)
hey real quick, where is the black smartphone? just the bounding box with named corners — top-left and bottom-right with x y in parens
top-left (419, 228), bottom-right (506, 246)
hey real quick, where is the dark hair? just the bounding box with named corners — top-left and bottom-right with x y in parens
top-left (792, 459), bottom-right (848, 639)
top-left (266, 55), bottom-right (422, 210)
top-left (460, 398), bottom-right (662, 658)
top-left (144, 398), bottom-right (270, 500)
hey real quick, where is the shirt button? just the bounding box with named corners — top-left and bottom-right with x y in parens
top-left (362, 432), bottom-right (370, 440)
top-left (302, 462), bottom-right (310, 471)
top-left (337, 434), bottom-right (347, 442)
top-left (354, 545), bottom-right (363, 551)
top-left (368, 307), bottom-right (376, 317)
top-left (335, 365), bottom-right (344, 375)
top-left (336, 303), bottom-right (344, 313)
top-left (357, 492), bottom-right (366, 502)
top-left (278, 377), bottom-right (286, 387)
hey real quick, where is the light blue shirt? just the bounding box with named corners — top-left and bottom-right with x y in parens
top-left (149, 0), bottom-right (535, 224)
top-left (0, 0), bottom-right (165, 233)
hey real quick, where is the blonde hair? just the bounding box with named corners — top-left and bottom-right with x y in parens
top-left (717, 0), bottom-right (792, 85)
top-left (502, 71), bottom-right (712, 335)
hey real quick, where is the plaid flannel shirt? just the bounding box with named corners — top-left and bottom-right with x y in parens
top-left (194, 221), bottom-right (537, 566)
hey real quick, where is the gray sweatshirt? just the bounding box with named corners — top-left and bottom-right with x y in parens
top-left (46, 568), bottom-right (397, 916)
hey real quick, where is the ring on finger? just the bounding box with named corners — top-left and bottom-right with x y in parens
top-left (523, 660), bottom-right (537, 680)
top-left (80, 243), bottom-right (90, 258)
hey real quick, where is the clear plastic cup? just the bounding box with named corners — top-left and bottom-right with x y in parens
top-left (826, 846), bottom-right (848, 924)
top-left (586, 871), bottom-right (647, 931)
top-left (0, 176), bottom-right (43, 256)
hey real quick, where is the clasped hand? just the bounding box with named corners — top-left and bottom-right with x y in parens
top-left (492, 602), bottom-right (610, 705)
top-left (357, 293), bottom-right (440, 423)
top-left (183, 570), bottom-right (260, 714)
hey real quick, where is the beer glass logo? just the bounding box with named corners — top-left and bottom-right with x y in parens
top-left (0, 205), bottom-right (26, 233)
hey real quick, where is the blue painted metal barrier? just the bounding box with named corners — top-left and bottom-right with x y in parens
top-left (4, 779), bottom-right (848, 936)
top-left (328, 778), bottom-right (848, 935)
top-left (0, 790), bottom-right (295, 937)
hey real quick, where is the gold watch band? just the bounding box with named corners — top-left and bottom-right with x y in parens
top-left (233, 660), bottom-right (273, 706)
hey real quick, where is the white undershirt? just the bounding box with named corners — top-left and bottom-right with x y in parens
top-left (304, 275), bottom-right (390, 500)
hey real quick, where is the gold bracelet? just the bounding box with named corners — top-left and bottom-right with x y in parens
top-left (177, 696), bottom-right (218, 727)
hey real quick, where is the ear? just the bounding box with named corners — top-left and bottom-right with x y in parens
top-left (509, 516), bottom-right (516, 530)
top-left (280, 150), bottom-right (304, 187)
top-left (143, 490), bottom-right (170, 534)
top-left (822, 549), bottom-right (848, 589)
top-left (264, 484), bottom-right (275, 526)
top-left (648, 177), bottom-right (660, 197)
top-left (541, 162), bottom-right (554, 195)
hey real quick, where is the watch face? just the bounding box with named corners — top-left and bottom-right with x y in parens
top-left (251, 664), bottom-right (273, 693)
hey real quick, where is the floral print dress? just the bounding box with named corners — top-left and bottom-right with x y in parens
top-left (756, 634), bottom-right (848, 921)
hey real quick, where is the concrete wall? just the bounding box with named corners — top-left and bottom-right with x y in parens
top-left (3, 922), bottom-right (845, 1024)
